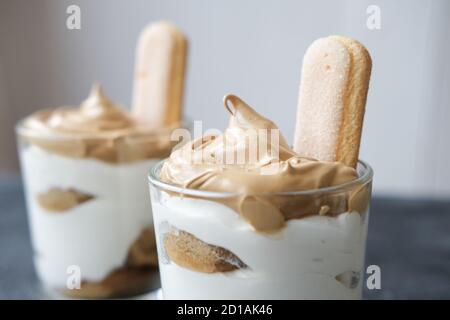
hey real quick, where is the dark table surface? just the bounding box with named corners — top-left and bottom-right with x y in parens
top-left (0, 175), bottom-right (449, 300)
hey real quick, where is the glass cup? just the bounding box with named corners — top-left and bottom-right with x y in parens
top-left (16, 122), bottom-right (182, 299)
top-left (149, 160), bottom-right (373, 299)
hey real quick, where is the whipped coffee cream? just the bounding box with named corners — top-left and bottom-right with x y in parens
top-left (22, 85), bottom-right (173, 163)
top-left (160, 94), bottom-right (369, 232)
top-left (150, 94), bottom-right (371, 299)
top-left (18, 85), bottom-right (172, 298)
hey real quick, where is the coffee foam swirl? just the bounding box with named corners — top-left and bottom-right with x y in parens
top-left (20, 85), bottom-right (173, 163)
top-left (24, 85), bottom-right (134, 135)
top-left (160, 95), bottom-right (369, 232)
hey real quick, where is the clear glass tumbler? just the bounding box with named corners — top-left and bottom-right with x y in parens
top-left (149, 160), bottom-right (373, 299)
top-left (16, 122), bottom-right (177, 298)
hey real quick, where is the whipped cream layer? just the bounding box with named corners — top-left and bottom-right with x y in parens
top-left (152, 194), bottom-right (368, 299)
top-left (18, 84), bottom-right (170, 296)
top-left (21, 145), bottom-right (156, 286)
top-left (161, 95), bottom-right (368, 232)
top-left (20, 85), bottom-right (173, 163)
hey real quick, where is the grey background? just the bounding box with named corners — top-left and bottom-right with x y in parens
top-left (0, 0), bottom-right (450, 197)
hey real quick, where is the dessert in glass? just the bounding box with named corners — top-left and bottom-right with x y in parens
top-left (149, 36), bottom-right (373, 299)
top-left (17, 21), bottom-right (188, 298)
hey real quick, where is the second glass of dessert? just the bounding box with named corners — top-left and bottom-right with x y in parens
top-left (17, 21), bottom-right (188, 298)
top-left (149, 35), bottom-right (373, 299)
top-left (17, 85), bottom-right (175, 298)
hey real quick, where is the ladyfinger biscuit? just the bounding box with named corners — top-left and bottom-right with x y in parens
top-left (132, 22), bottom-right (187, 128)
top-left (126, 227), bottom-right (158, 267)
top-left (163, 227), bottom-right (247, 273)
top-left (293, 36), bottom-right (371, 167)
top-left (37, 188), bottom-right (94, 212)
top-left (61, 227), bottom-right (157, 299)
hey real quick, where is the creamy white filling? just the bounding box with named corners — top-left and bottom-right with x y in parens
top-left (151, 192), bottom-right (369, 299)
top-left (20, 146), bottom-right (156, 287)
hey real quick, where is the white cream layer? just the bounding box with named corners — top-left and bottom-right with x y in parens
top-left (152, 192), bottom-right (369, 299)
top-left (21, 146), bottom-right (156, 287)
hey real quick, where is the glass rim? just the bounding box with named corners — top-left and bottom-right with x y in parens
top-left (15, 117), bottom-right (191, 141)
top-left (148, 158), bottom-right (373, 198)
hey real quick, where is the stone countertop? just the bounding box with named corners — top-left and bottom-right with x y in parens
top-left (0, 175), bottom-right (449, 299)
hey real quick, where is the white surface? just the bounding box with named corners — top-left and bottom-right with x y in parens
top-left (20, 146), bottom-right (156, 287)
top-left (152, 193), bottom-right (368, 299)
top-left (1, 0), bottom-right (450, 197)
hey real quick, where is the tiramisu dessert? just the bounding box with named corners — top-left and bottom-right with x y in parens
top-left (149, 36), bottom-right (373, 299)
top-left (17, 21), bottom-right (187, 298)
